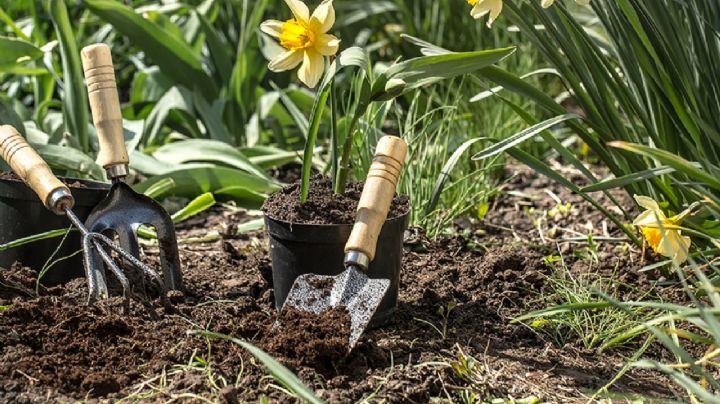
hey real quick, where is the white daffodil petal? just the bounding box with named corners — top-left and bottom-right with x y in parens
top-left (657, 230), bottom-right (691, 265)
top-left (634, 195), bottom-right (661, 211)
top-left (260, 20), bottom-right (284, 38)
top-left (268, 50), bottom-right (303, 72)
top-left (487, 0), bottom-right (502, 28)
top-left (470, 0), bottom-right (490, 19)
top-left (315, 33), bottom-right (340, 56)
top-left (310, 0), bottom-right (335, 33)
top-left (633, 210), bottom-right (664, 227)
top-left (541, 0), bottom-right (555, 7)
top-left (284, 0), bottom-right (310, 22)
top-left (297, 48), bottom-right (324, 88)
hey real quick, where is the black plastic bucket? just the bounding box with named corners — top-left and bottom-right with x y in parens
top-left (264, 209), bottom-right (410, 328)
top-left (0, 175), bottom-right (109, 284)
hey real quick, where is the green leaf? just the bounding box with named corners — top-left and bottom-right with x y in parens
top-left (609, 141), bottom-right (720, 191)
top-left (189, 331), bottom-right (323, 404)
top-left (377, 47), bottom-right (516, 95)
top-left (49, 0), bottom-right (90, 153)
top-left (243, 146), bottom-right (301, 169)
top-left (133, 166), bottom-right (280, 200)
top-left (142, 86), bottom-right (195, 146)
top-left (581, 166), bottom-right (676, 193)
top-left (153, 139), bottom-right (270, 179)
top-left (171, 192), bottom-right (215, 223)
top-left (0, 36), bottom-right (43, 72)
top-left (301, 47), bottom-right (369, 203)
top-left (0, 96), bottom-right (26, 137)
top-left (142, 177), bottom-right (175, 199)
top-left (33, 143), bottom-right (104, 179)
top-left (426, 138), bottom-right (484, 215)
top-left (0, 228), bottom-right (71, 251)
top-left (83, 0), bottom-right (217, 100)
top-left (472, 114), bottom-right (581, 160)
top-left (214, 186), bottom-right (266, 209)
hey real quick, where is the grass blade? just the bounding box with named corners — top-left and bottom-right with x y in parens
top-left (189, 330), bottom-right (323, 404)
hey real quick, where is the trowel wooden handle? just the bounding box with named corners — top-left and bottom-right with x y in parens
top-left (81, 43), bottom-right (128, 176)
top-left (345, 136), bottom-right (408, 263)
top-left (0, 125), bottom-right (72, 213)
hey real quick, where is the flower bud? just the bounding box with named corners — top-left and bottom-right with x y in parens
top-left (384, 78), bottom-right (406, 98)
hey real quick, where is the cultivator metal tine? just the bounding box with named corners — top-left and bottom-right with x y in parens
top-left (68, 208), bottom-right (169, 312)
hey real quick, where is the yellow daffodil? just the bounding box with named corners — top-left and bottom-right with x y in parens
top-left (467, 0), bottom-right (503, 28)
top-left (633, 195), bottom-right (692, 265)
top-left (260, 0), bottom-right (340, 88)
top-left (541, 0), bottom-right (591, 8)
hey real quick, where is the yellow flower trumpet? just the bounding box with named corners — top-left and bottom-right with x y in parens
top-left (633, 195), bottom-right (693, 265)
top-left (260, 0), bottom-right (340, 88)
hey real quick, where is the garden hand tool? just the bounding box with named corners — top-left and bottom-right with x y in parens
top-left (81, 44), bottom-right (182, 292)
top-left (0, 125), bottom-right (166, 306)
top-left (281, 135), bottom-right (407, 349)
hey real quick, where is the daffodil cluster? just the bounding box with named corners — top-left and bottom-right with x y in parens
top-left (466, 0), bottom-right (590, 28)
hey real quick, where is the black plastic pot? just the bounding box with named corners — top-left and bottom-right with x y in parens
top-left (0, 175), bottom-right (109, 284)
top-left (265, 209), bottom-right (410, 328)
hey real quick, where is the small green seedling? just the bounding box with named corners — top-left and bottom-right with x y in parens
top-left (414, 301), bottom-right (457, 340)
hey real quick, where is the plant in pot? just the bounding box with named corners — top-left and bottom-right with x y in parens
top-left (260, 0), bottom-right (516, 325)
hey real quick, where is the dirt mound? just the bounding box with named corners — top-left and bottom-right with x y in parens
top-left (264, 306), bottom-right (351, 373)
top-left (263, 175), bottom-right (410, 224)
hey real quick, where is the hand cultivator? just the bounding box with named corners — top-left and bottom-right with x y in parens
top-left (81, 44), bottom-right (182, 298)
top-left (281, 135), bottom-right (408, 349)
top-left (0, 125), bottom-right (167, 309)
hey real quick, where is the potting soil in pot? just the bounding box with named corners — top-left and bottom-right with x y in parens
top-left (262, 175), bottom-right (410, 224)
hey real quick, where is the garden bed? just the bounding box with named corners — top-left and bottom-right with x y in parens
top-left (0, 166), bottom-right (684, 402)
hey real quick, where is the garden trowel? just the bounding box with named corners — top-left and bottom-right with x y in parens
top-left (80, 44), bottom-right (182, 293)
top-left (281, 135), bottom-right (407, 349)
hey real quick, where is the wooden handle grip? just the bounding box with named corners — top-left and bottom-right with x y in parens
top-left (81, 43), bottom-right (128, 173)
top-left (0, 125), bottom-right (71, 212)
top-left (345, 136), bottom-right (408, 262)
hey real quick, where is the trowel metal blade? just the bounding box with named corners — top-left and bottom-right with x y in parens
top-left (282, 267), bottom-right (390, 349)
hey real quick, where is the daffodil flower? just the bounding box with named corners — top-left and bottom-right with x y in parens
top-left (260, 0), bottom-right (340, 88)
top-left (467, 0), bottom-right (503, 28)
top-left (633, 195), bottom-right (692, 265)
top-left (541, 0), bottom-right (591, 8)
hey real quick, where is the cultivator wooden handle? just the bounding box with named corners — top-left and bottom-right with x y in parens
top-left (81, 43), bottom-right (128, 179)
top-left (345, 136), bottom-right (407, 263)
top-left (0, 125), bottom-right (73, 214)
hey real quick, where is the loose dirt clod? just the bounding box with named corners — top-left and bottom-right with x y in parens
top-left (263, 175), bottom-right (410, 224)
top-left (263, 306), bottom-right (352, 373)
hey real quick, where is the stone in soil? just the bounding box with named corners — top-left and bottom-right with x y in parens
top-left (262, 175), bottom-right (410, 225)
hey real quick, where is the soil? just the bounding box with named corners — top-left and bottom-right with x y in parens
top-left (263, 175), bottom-right (410, 224)
top-left (264, 306), bottom-right (352, 373)
top-left (0, 171), bottom-right (88, 189)
top-left (0, 165), bottom-right (688, 402)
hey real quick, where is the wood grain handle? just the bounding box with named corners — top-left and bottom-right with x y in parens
top-left (345, 136), bottom-right (408, 263)
top-left (81, 43), bottom-right (128, 177)
top-left (0, 125), bottom-right (73, 214)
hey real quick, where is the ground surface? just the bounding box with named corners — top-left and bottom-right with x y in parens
top-left (0, 165), bottom-right (687, 403)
